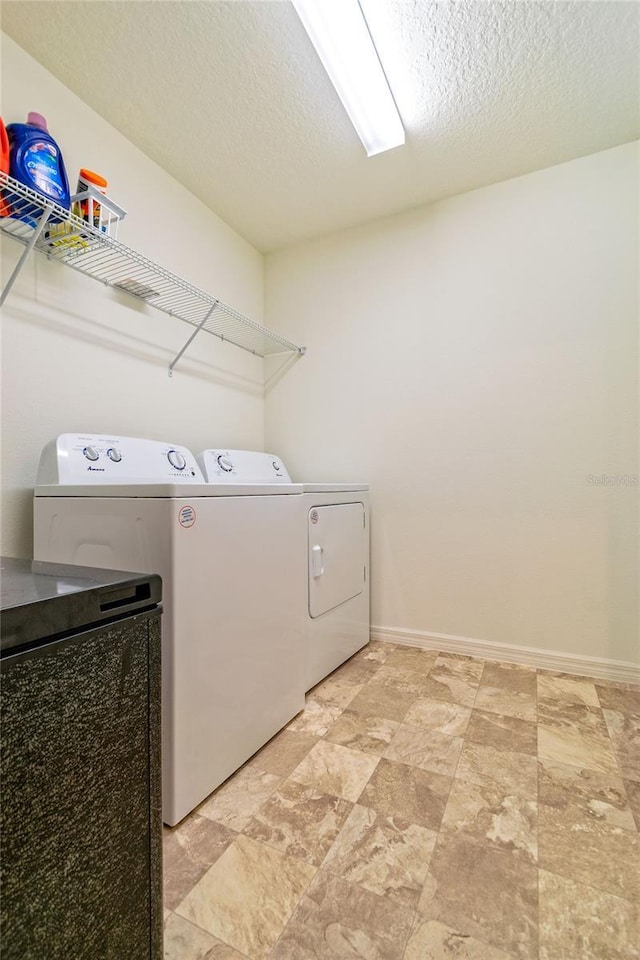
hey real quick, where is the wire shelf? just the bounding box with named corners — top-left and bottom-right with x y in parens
top-left (0, 172), bottom-right (305, 369)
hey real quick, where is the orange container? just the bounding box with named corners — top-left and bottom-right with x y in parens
top-left (0, 116), bottom-right (10, 216)
top-left (74, 167), bottom-right (108, 227)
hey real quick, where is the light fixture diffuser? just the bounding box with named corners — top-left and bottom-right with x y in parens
top-left (291, 0), bottom-right (405, 157)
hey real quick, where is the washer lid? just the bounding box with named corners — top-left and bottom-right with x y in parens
top-left (34, 482), bottom-right (303, 498)
top-left (302, 483), bottom-right (368, 492)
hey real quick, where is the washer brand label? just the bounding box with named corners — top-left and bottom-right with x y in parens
top-left (178, 505), bottom-right (196, 528)
top-left (310, 509), bottom-right (319, 524)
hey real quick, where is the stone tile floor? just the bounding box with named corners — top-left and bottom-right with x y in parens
top-left (163, 641), bottom-right (640, 960)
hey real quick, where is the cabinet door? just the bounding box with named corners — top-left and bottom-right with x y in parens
top-left (1, 612), bottom-right (159, 960)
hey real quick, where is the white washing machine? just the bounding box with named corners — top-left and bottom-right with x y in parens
top-left (33, 434), bottom-right (305, 826)
top-left (198, 450), bottom-right (370, 691)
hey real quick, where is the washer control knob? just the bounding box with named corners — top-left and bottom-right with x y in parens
top-left (167, 449), bottom-right (186, 470)
top-left (217, 454), bottom-right (233, 473)
top-left (272, 461), bottom-right (281, 471)
top-left (107, 447), bottom-right (122, 463)
top-left (83, 446), bottom-right (99, 462)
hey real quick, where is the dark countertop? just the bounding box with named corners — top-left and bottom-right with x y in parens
top-left (1, 557), bottom-right (162, 654)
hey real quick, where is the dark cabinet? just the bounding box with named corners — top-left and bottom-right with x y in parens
top-left (0, 559), bottom-right (162, 960)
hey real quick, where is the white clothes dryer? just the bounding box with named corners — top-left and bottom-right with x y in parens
top-left (198, 450), bottom-right (370, 691)
top-left (302, 482), bottom-right (370, 690)
top-left (33, 434), bottom-right (305, 826)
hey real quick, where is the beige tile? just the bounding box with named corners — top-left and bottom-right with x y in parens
top-left (456, 741), bottom-right (537, 798)
top-left (243, 779), bottom-right (352, 866)
top-left (347, 681), bottom-right (415, 722)
top-left (353, 639), bottom-right (395, 663)
top-left (287, 698), bottom-right (344, 737)
top-left (202, 944), bottom-right (249, 960)
top-left (322, 803), bottom-right (437, 907)
top-left (333, 655), bottom-right (383, 687)
top-left (288, 739), bottom-right (379, 802)
top-left (537, 673), bottom-right (599, 707)
top-left (474, 663), bottom-right (537, 722)
top-left (465, 710), bottom-right (537, 755)
top-left (197, 766), bottom-right (280, 832)
top-left (164, 912), bottom-right (212, 960)
top-left (270, 869), bottom-right (415, 960)
top-left (479, 662), bottom-right (537, 693)
top-left (306, 672), bottom-right (364, 709)
top-left (441, 779), bottom-right (537, 863)
top-left (436, 653), bottom-right (486, 673)
top-left (384, 645), bottom-right (439, 674)
top-left (418, 831), bottom-right (538, 960)
top-left (594, 677), bottom-right (639, 689)
top-left (539, 869), bottom-right (640, 960)
top-left (537, 721), bottom-right (618, 774)
top-left (537, 698), bottom-right (608, 734)
top-left (160, 651), bottom-right (638, 960)
top-left (403, 699), bottom-right (471, 737)
top-left (603, 708), bottom-right (640, 781)
top-left (163, 911), bottom-right (247, 960)
top-left (163, 815), bottom-right (235, 910)
top-left (176, 835), bottom-right (315, 959)
top-left (538, 800), bottom-right (640, 901)
top-left (472, 688), bottom-right (536, 722)
top-left (370, 663), bottom-right (430, 696)
top-left (384, 724), bottom-right (464, 778)
top-left (595, 682), bottom-right (640, 718)
top-left (624, 778), bottom-right (640, 830)
top-left (359, 758), bottom-right (452, 831)
top-left (324, 708), bottom-right (400, 755)
top-left (405, 919), bottom-right (516, 960)
top-left (473, 668), bottom-right (536, 721)
top-left (538, 757), bottom-right (636, 830)
top-left (246, 729), bottom-right (318, 778)
top-left (416, 654), bottom-right (484, 708)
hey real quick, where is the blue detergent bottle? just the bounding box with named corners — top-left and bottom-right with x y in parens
top-left (7, 112), bottom-right (70, 215)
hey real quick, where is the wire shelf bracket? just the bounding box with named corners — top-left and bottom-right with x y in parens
top-left (0, 172), bottom-right (306, 373)
top-left (0, 200), bottom-right (53, 307)
top-left (168, 302), bottom-right (217, 377)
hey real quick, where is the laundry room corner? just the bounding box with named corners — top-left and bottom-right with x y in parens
top-left (263, 143), bottom-right (640, 671)
top-left (1, 3), bottom-right (639, 958)
top-left (0, 32), bottom-right (269, 560)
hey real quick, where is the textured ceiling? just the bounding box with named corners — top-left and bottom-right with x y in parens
top-left (2, 0), bottom-right (638, 252)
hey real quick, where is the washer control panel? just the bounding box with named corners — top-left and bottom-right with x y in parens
top-left (37, 434), bottom-right (205, 485)
top-left (197, 449), bottom-right (292, 484)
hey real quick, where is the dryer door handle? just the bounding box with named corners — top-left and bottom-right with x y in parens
top-left (311, 544), bottom-right (324, 579)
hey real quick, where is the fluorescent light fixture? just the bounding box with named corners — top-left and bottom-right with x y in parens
top-left (291, 0), bottom-right (405, 157)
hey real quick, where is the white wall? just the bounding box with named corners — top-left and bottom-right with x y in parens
top-left (1, 35), bottom-right (265, 558)
top-left (265, 143), bottom-right (639, 665)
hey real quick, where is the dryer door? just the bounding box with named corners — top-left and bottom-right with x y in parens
top-left (308, 503), bottom-right (365, 618)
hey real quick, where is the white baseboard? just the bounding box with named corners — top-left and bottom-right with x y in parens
top-left (370, 625), bottom-right (640, 685)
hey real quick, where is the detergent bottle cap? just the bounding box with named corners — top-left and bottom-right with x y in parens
top-left (27, 112), bottom-right (48, 131)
